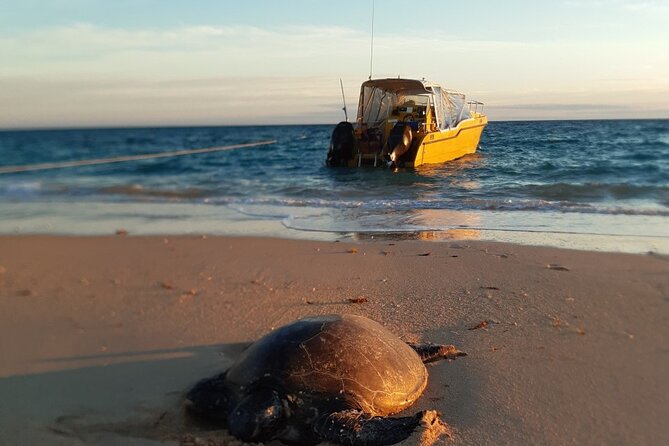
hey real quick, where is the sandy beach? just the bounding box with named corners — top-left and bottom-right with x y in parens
top-left (0, 235), bottom-right (668, 445)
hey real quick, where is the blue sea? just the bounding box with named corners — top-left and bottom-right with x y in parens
top-left (1, 120), bottom-right (668, 253)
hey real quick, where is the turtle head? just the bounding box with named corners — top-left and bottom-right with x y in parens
top-left (227, 388), bottom-right (286, 442)
top-left (186, 372), bottom-right (232, 419)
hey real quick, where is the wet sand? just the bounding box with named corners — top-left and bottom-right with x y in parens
top-left (0, 235), bottom-right (668, 445)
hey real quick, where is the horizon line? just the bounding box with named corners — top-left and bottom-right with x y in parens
top-left (1, 116), bottom-right (668, 133)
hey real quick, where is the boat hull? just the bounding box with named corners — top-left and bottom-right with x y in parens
top-left (410, 114), bottom-right (487, 167)
top-left (340, 113), bottom-right (487, 168)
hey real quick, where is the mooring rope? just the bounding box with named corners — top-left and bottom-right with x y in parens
top-left (0, 139), bottom-right (277, 174)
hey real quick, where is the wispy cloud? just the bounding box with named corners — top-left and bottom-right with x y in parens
top-left (0, 23), bottom-right (523, 78)
top-left (621, 0), bottom-right (669, 12)
top-left (562, 0), bottom-right (669, 12)
top-left (493, 103), bottom-right (632, 112)
top-left (0, 75), bottom-right (348, 128)
top-left (0, 23), bottom-right (667, 127)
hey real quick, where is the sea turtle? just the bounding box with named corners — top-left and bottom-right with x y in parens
top-left (186, 314), bottom-right (465, 445)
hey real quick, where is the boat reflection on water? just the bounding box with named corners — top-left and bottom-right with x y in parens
top-left (414, 152), bottom-right (484, 174)
top-left (351, 208), bottom-right (482, 242)
top-left (293, 155), bottom-right (486, 240)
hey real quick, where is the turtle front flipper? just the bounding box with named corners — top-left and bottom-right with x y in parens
top-left (407, 343), bottom-right (467, 364)
top-left (314, 409), bottom-right (450, 446)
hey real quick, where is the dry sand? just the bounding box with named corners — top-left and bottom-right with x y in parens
top-left (0, 235), bottom-right (667, 445)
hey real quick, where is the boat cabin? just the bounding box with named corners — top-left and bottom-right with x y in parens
top-left (354, 78), bottom-right (471, 155)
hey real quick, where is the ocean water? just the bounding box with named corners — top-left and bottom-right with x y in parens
top-left (1, 120), bottom-right (668, 253)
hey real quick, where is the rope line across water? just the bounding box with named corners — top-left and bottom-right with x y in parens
top-left (0, 139), bottom-right (277, 174)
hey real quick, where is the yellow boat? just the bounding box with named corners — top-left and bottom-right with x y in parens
top-left (327, 78), bottom-right (487, 168)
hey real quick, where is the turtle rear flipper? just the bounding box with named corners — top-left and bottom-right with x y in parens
top-left (407, 343), bottom-right (467, 364)
top-left (315, 409), bottom-right (450, 446)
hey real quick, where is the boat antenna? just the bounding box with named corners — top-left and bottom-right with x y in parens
top-left (369, 0), bottom-right (375, 80)
top-left (339, 78), bottom-right (349, 122)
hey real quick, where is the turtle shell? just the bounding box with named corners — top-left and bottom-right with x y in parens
top-left (225, 314), bottom-right (427, 416)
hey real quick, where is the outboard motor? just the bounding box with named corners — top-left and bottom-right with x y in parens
top-left (387, 122), bottom-right (413, 166)
top-left (326, 121), bottom-right (355, 167)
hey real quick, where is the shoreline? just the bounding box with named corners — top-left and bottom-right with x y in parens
top-left (1, 235), bottom-right (668, 445)
top-left (1, 201), bottom-right (668, 255)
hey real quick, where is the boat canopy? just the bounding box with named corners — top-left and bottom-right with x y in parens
top-left (357, 78), bottom-right (471, 130)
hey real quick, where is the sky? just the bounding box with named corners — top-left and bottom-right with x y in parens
top-left (1, 0), bottom-right (668, 128)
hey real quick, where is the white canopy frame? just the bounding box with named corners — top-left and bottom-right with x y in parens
top-left (356, 78), bottom-right (471, 131)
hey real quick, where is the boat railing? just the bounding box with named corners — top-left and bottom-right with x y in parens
top-left (467, 100), bottom-right (485, 115)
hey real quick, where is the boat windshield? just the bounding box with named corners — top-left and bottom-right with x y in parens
top-left (357, 85), bottom-right (397, 127)
top-left (432, 87), bottom-right (471, 130)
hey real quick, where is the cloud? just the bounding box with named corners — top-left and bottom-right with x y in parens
top-left (0, 75), bottom-right (351, 128)
top-left (493, 103), bottom-right (632, 112)
top-left (1, 23), bottom-right (668, 127)
top-left (487, 100), bottom-right (668, 121)
top-left (562, 0), bottom-right (669, 12)
top-left (0, 23), bottom-right (524, 79)
top-left (621, 0), bottom-right (669, 12)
